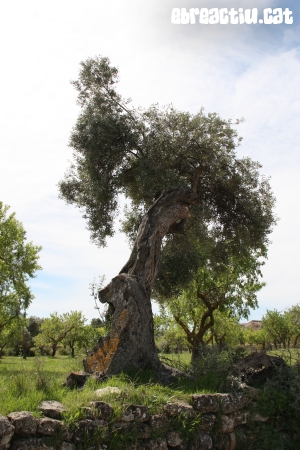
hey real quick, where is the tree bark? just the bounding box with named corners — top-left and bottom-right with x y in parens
top-left (84, 187), bottom-right (197, 380)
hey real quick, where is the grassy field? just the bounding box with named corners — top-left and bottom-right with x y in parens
top-left (1, 348), bottom-right (299, 419)
top-left (0, 353), bottom-right (206, 418)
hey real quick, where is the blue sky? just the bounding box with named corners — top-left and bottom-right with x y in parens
top-left (0, 0), bottom-right (299, 322)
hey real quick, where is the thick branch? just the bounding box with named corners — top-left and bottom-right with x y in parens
top-left (119, 187), bottom-right (197, 291)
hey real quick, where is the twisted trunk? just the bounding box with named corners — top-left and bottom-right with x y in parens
top-left (84, 187), bottom-right (197, 379)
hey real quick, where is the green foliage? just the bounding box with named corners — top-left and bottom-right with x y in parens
top-left (0, 317), bottom-right (24, 357)
top-left (191, 345), bottom-right (250, 392)
top-left (262, 309), bottom-right (294, 348)
top-left (59, 56), bottom-right (276, 262)
top-left (34, 311), bottom-right (87, 357)
top-left (0, 202), bottom-right (41, 331)
top-left (258, 365), bottom-right (300, 434)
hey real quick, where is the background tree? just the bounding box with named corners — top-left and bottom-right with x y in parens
top-left (61, 311), bottom-right (87, 357)
top-left (285, 304), bottom-right (300, 347)
top-left (0, 202), bottom-right (41, 331)
top-left (156, 249), bottom-right (264, 361)
top-left (209, 311), bottom-right (243, 349)
top-left (243, 327), bottom-right (268, 350)
top-left (58, 56), bottom-right (277, 378)
top-left (27, 316), bottom-right (44, 339)
top-left (262, 309), bottom-right (294, 349)
top-left (34, 312), bottom-right (77, 357)
top-left (154, 311), bottom-right (189, 355)
top-left (0, 318), bottom-right (23, 358)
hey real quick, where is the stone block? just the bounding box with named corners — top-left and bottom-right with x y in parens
top-left (37, 418), bottom-right (73, 441)
top-left (122, 405), bottom-right (150, 422)
top-left (192, 394), bottom-right (220, 413)
top-left (38, 401), bottom-right (66, 420)
top-left (167, 431), bottom-right (183, 447)
top-left (148, 414), bottom-right (169, 433)
top-left (90, 401), bottom-right (114, 421)
top-left (164, 402), bottom-right (194, 417)
top-left (218, 394), bottom-right (247, 414)
top-left (10, 437), bottom-right (55, 449)
top-left (199, 413), bottom-right (216, 431)
top-left (74, 419), bottom-right (108, 443)
top-left (7, 412), bottom-right (37, 435)
top-left (0, 414), bottom-right (15, 449)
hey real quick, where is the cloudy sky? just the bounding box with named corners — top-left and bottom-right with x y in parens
top-left (1, 0), bottom-right (299, 322)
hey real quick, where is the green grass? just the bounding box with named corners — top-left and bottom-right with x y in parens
top-left (0, 353), bottom-right (208, 418)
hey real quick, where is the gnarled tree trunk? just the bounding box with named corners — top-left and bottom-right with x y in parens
top-left (84, 187), bottom-right (197, 380)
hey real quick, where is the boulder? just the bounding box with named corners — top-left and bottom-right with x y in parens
top-left (233, 351), bottom-right (286, 385)
top-left (63, 371), bottom-right (89, 389)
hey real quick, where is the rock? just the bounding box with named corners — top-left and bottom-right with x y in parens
top-left (113, 421), bottom-right (151, 439)
top-left (144, 438), bottom-right (168, 449)
top-left (199, 414), bottom-right (216, 431)
top-left (214, 432), bottom-right (236, 450)
top-left (252, 411), bottom-right (269, 422)
top-left (167, 431), bottom-right (182, 447)
top-left (229, 411), bottom-right (248, 427)
top-left (192, 394), bottom-right (220, 413)
top-left (37, 418), bottom-right (73, 441)
top-left (218, 394), bottom-right (247, 414)
top-left (89, 402), bottom-right (114, 421)
top-left (190, 432), bottom-right (213, 450)
top-left (164, 402), bottom-right (195, 417)
top-left (0, 414), bottom-right (15, 449)
top-left (60, 443), bottom-right (76, 450)
top-left (81, 407), bottom-right (95, 420)
top-left (86, 446), bottom-right (108, 450)
top-left (233, 351), bottom-right (286, 385)
top-left (94, 386), bottom-right (121, 397)
top-left (63, 371), bottom-right (89, 389)
top-left (38, 401), bottom-right (66, 420)
top-left (74, 419), bottom-right (108, 443)
top-left (10, 437), bottom-right (55, 449)
top-left (148, 414), bottom-right (169, 433)
top-left (7, 412), bottom-right (37, 435)
top-left (122, 405), bottom-right (149, 422)
top-left (219, 415), bottom-right (234, 433)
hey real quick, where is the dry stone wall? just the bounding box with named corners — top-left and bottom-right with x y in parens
top-left (0, 391), bottom-right (267, 450)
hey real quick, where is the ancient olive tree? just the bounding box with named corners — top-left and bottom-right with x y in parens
top-left (58, 56), bottom-right (276, 379)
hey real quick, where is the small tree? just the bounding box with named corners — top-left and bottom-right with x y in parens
top-left (157, 250), bottom-right (264, 361)
top-left (0, 202), bottom-right (41, 332)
